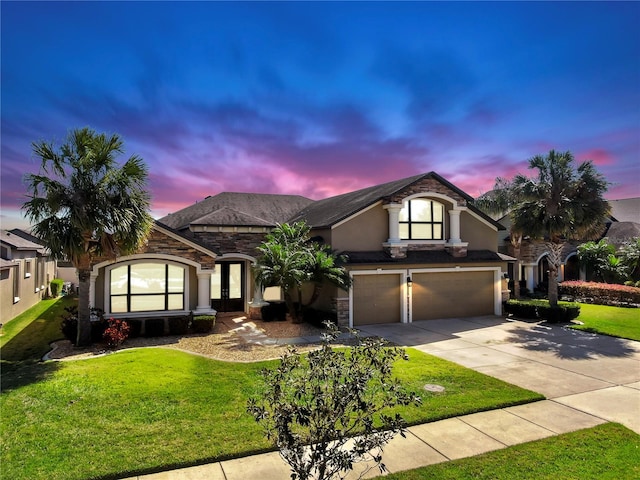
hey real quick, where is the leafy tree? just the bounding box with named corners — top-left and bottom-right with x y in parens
top-left (619, 238), bottom-right (640, 281)
top-left (247, 323), bottom-right (421, 480)
top-left (475, 177), bottom-right (524, 298)
top-left (254, 222), bottom-right (351, 322)
top-left (23, 127), bottom-right (153, 346)
top-left (510, 150), bottom-right (609, 307)
top-left (577, 239), bottom-right (616, 282)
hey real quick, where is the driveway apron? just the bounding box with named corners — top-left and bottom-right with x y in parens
top-left (359, 315), bottom-right (640, 433)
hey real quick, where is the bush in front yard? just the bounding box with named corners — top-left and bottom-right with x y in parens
top-left (505, 299), bottom-right (580, 323)
top-left (50, 278), bottom-right (64, 297)
top-left (103, 318), bottom-right (130, 348)
top-left (560, 281), bottom-right (640, 306)
top-left (168, 315), bottom-right (190, 335)
top-left (144, 318), bottom-right (165, 337)
top-left (192, 315), bottom-right (215, 333)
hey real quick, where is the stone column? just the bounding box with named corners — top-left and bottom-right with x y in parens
top-left (248, 279), bottom-right (268, 320)
top-left (448, 209), bottom-right (461, 244)
top-left (196, 272), bottom-right (212, 312)
top-left (525, 265), bottom-right (535, 293)
top-left (89, 272), bottom-right (98, 309)
top-left (384, 203), bottom-right (403, 243)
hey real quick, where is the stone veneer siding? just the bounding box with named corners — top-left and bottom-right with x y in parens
top-left (334, 297), bottom-right (350, 327)
top-left (386, 177), bottom-right (468, 207)
top-left (90, 229), bottom-right (216, 269)
top-left (191, 232), bottom-right (266, 258)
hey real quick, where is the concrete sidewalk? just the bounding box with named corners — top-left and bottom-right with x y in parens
top-left (124, 316), bottom-right (640, 480)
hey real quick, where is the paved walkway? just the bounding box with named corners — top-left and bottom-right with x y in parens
top-left (126, 316), bottom-right (640, 480)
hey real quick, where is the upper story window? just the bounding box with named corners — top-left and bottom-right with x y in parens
top-left (109, 262), bottom-right (185, 313)
top-left (399, 199), bottom-right (444, 240)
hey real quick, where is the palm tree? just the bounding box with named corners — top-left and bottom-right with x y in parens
top-left (22, 127), bottom-right (154, 346)
top-left (254, 222), bottom-right (351, 322)
top-left (510, 150), bottom-right (609, 307)
top-left (475, 177), bottom-right (525, 298)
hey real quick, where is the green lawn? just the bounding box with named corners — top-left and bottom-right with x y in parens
top-left (379, 422), bottom-right (640, 479)
top-left (0, 296), bottom-right (76, 363)
top-left (0, 347), bottom-right (542, 480)
top-left (571, 303), bottom-right (640, 341)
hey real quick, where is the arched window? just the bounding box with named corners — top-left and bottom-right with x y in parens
top-left (399, 199), bottom-right (444, 240)
top-left (109, 261), bottom-right (185, 313)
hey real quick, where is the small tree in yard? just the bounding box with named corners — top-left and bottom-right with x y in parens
top-left (247, 323), bottom-right (421, 480)
top-left (254, 222), bottom-right (351, 322)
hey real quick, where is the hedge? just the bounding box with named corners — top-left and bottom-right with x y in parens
top-left (560, 281), bottom-right (640, 306)
top-left (505, 299), bottom-right (581, 323)
top-left (50, 278), bottom-right (64, 297)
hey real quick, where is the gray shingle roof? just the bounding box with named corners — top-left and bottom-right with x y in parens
top-left (608, 198), bottom-right (640, 223)
top-left (1, 230), bottom-right (46, 253)
top-left (158, 192), bottom-right (314, 230)
top-left (291, 172), bottom-right (502, 230)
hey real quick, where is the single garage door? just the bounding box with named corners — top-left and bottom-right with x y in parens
top-left (352, 274), bottom-right (402, 326)
top-left (412, 271), bottom-right (494, 320)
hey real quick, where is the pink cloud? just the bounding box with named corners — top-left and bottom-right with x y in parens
top-left (576, 148), bottom-right (615, 166)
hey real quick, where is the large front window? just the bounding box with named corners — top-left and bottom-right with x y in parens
top-left (110, 262), bottom-right (185, 313)
top-left (399, 199), bottom-right (444, 240)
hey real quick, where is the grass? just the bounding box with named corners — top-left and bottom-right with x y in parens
top-left (379, 423), bottom-right (640, 479)
top-left (0, 296), bottom-right (77, 363)
top-left (571, 303), bottom-right (640, 341)
top-left (0, 347), bottom-right (542, 480)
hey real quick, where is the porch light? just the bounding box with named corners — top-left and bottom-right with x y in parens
top-left (407, 275), bottom-right (412, 286)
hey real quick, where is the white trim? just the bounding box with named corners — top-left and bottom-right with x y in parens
top-left (349, 269), bottom-right (409, 328)
top-left (103, 259), bottom-right (191, 316)
top-left (153, 223), bottom-right (218, 258)
top-left (92, 253), bottom-right (213, 276)
top-left (217, 253), bottom-right (258, 264)
top-left (563, 251), bottom-right (578, 263)
top-left (332, 200), bottom-right (383, 230)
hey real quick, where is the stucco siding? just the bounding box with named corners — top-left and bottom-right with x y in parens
top-left (330, 203), bottom-right (388, 252)
top-left (460, 211), bottom-right (498, 250)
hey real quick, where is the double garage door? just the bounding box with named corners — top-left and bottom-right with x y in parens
top-left (352, 269), bottom-right (497, 326)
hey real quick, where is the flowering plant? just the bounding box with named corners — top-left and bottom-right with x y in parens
top-left (103, 318), bottom-right (131, 348)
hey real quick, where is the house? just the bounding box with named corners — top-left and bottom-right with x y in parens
top-left (1, 230), bottom-right (56, 323)
top-left (88, 172), bottom-right (510, 327)
top-left (493, 197), bottom-right (640, 294)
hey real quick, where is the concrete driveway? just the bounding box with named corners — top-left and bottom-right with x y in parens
top-left (358, 315), bottom-right (640, 434)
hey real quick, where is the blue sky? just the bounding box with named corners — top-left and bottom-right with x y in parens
top-left (2, 1), bottom-right (639, 229)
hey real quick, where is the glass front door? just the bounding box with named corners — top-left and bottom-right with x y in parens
top-left (211, 262), bottom-right (245, 312)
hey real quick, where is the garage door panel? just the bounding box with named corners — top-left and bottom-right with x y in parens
top-left (412, 271), bottom-right (494, 320)
top-left (353, 274), bottom-right (401, 325)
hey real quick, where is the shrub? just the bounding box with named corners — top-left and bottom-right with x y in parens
top-left (302, 307), bottom-right (337, 328)
top-left (50, 278), bottom-right (64, 297)
top-left (192, 315), bottom-right (215, 333)
top-left (144, 318), bottom-right (165, 337)
top-left (505, 299), bottom-right (580, 323)
top-left (102, 318), bottom-right (130, 349)
top-left (168, 315), bottom-right (190, 335)
top-left (126, 319), bottom-right (142, 338)
top-left (261, 302), bottom-right (287, 322)
top-left (247, 323), bottom-right (421, 480)
top-left (560, 281), bottom-right (640, 306)
top-left (60, 306), bottom-right (105, 342)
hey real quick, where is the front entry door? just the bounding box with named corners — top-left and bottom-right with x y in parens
top-left (211, 262), bottom-right (245, 312)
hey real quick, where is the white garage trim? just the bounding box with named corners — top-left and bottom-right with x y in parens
top-left (349, 269), bottom-right (409, 328)
top-left (408, 266), bottom-right (502, 321)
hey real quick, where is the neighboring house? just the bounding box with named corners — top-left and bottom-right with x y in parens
top-left (493, 197), bottom-right (640, 294)
top-left (1, 229), bottom-right (56, 323)
top-left (87, 172), bottom-right (510, 328)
